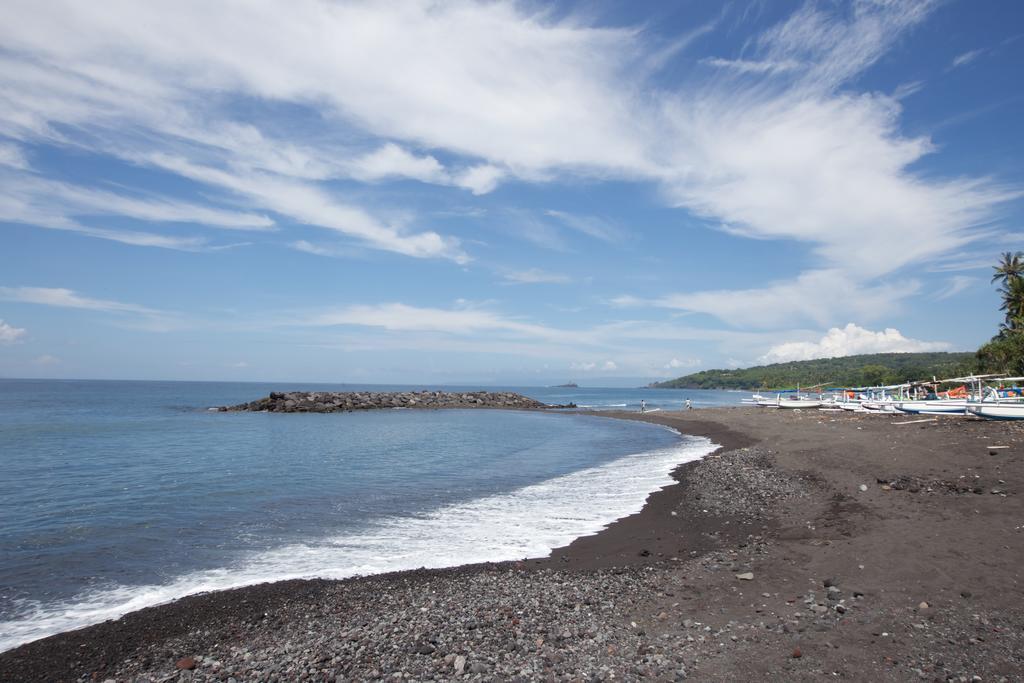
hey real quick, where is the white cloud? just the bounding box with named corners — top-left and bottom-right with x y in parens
top-left (545, 210), bottom-right (624, 243)
top-left (305, 302), bottom-right (561, 339)
top-left (759, 323), bottom-right (950, 363)
top-left (0, 319), bottom-right (26, 343)
top-left (613, 269), bottom-right (915, 329)
top-left (571, 360), bottom-right (618, 372)
top-left (701, 57), bottom-right (801, 74)
top-left (0, 172), bottom-right (274, 239)
top-left (0, 286), bottom-right (159, 314)
top-left (0, 142), bottom-right (28, 169)
top-left (0, 0), bottom-right (1014, 305)
top-left (665, 357), bottom-right (699, 370)
top-left (500, 268), bottom-right (571, 285)
top-left (0, 286), bottom-right (184, 331)
top-left (951, 48), bottom-right (984, 69)
top-left (935, 275), bottom-right (977, 300)
top-left (146, 154), bottom-right (468, 263)
top-left (347, 143), bottom-right (447, 184)
top-left (454, 165), bottom-right (505, 195)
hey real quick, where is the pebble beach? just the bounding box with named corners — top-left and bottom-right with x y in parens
top-left (3, 407), bottom-right (1024, 682)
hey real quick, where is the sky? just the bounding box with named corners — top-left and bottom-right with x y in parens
top-left (0, 0), bottom-right (1022, 386)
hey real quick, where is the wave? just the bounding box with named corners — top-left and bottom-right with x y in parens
top-left (0, 431), bottom-right (715, 652)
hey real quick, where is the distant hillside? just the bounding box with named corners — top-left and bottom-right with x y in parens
top-left (652, 352), bottom-right (976, 390)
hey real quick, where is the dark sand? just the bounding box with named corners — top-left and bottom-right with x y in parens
top-left (3, 407), bottom-right (1024, 681)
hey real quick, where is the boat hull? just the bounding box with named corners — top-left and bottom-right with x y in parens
top-left (776, 399), bottom-right (822, 409)
top-left (966, 403), bottom-right (1024, 420)
top-left (895, 400), bottom-right (967, 414)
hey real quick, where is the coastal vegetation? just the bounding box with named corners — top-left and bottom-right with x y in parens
top-left (650, 352), bottom-right (975, 390)
top-left (975, 251), bottom-right (1024, 376)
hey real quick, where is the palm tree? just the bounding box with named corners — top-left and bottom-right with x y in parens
top-left (992, 251), bottom-right (1024, 332)
top-left (1000, 275), bottom-right (1024, 332)
top-left (992, 251), bottom-right (1024, 286)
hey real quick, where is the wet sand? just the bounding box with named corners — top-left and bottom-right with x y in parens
top-left (3, 407), bottom-right (1024, 681)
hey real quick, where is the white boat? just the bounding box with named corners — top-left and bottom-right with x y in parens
top-left (776, 396), bottom-right (822, 409)
top-left (894, 399), bottom-right (967, 414)
top-left (966, 403), bottom-right (1024, 420)
top-left (965, 376), bottom-right (1024, 420)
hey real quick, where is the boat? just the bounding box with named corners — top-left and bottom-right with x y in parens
top-left (766, 384), bottom-right (826, 409)
top-left (965, 376), bottom-right (1024, 420)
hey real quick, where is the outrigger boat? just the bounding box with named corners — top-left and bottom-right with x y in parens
top-left (891, 377), bottom-right (980, 415)
top-left (752, 383), bottom-right (827, 409)
top-left (965, 376), bottom-right (1024, 420)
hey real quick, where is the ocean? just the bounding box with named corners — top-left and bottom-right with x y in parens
top-left (0, 380), bottom-right (737, 651)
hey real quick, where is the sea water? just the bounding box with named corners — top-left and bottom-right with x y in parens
top-left (0, 380), bottom-right (726, 651)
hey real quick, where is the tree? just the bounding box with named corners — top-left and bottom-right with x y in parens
top-left (998, 275), bottom-right (1024, 333)
top-left (992, 250), bottom-right (1024, 286)
top-left (993, 250), bottom-right (1024, 332)
top-left (976, 252), bottom-right (1024, 375)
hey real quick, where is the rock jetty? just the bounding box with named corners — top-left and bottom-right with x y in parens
top-left (218, 390), bottom-right (574, 413)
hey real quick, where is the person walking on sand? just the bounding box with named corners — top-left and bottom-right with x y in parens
top-left (640, 399), bottom-right (646, 413)
top-left (685, 398), bottom-right (692, 411)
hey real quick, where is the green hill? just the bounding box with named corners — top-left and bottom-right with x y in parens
top-left (652, 352), bottom-right (976, 390)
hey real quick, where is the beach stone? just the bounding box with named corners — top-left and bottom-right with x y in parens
top-left (454, 655), bottom-right (466, 675)
top-left (918, 601), bottom-right (929, 609)
top-left (469, 662), bottom-right (489, 674)
top-left (735, 572), bottom-right (754, 581)
top-left (176, 657), bottom-right (197, 670)
top-left (858, 484), bottom-right (868, 492)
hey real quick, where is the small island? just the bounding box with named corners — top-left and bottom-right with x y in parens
top-left (552, 382), bottom-right (578, 388)
top-left (218, 390), bottom-right (575, 413)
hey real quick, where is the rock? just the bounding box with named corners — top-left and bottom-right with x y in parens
top-left (221, 390), bottom-right (558, 413)
top-left (469, 662), bottom-right (489, 674)
top-left (918, 601), bottom-right (929, 609)
top-left (454, 655), bottom-right (466, 675)
top-left (792, 647), bottom-right (802, 658)
top-left (823, 577), bottom-right (837, 588)
top-left (735, 572), bottom-right (754, 580)
top-left (858, 484), bottom-right (868, 492)
top-left (176, 657), bottom-right (197, 670)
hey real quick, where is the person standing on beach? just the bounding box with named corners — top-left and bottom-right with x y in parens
top-left (685, 398), bottom-right (692, 410)
top-left (640, 399), bottom-right (646, 413)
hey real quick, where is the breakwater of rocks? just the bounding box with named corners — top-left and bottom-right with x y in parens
top-left (218, 390), bottom-right (575, 413)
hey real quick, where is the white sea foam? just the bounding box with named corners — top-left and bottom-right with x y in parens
top-left (0, 432), bottom-right (715, 652)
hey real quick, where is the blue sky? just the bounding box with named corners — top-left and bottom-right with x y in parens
top-left (0, 0), bottom-right (1021, 385)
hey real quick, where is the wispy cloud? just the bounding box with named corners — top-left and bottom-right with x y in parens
top-left (145, 154), bottom-right (469, 263)
top-left (613, 270), bottom-right (916, 329)
top-left (951, 48), bottom-right (984, 69)
top-left (0, 286), bottom-right (161, 314)
top-left (0, 0), bottom-right (1015, 342)
top-left (0, 142), bottom-right (28, 169)
top-left (759, 323), bottom-right (950, 363)
top-left (500, 268), bottom-right (572, 285)
top-left (0, 286), bottom-right (185, 332)
top-left (701, 57), bottom-right (801, 74)
top-left (935, 275), bottom-right (977, 300)
top-left (0, 319), bottom-right (26, 343)
top-left (545, 210), bottom-right (624, 243)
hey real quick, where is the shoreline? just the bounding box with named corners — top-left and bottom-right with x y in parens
top-left (4, 407), bottom-right (1024, 680)
top-left (0, 409), bottom-right (721, 655)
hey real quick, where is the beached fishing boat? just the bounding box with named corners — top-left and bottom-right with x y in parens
top-left (965, 376), bottom-right (1024, 420)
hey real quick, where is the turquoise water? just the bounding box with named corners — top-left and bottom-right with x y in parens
top-left (0, 380), bottom-right (726, 650)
